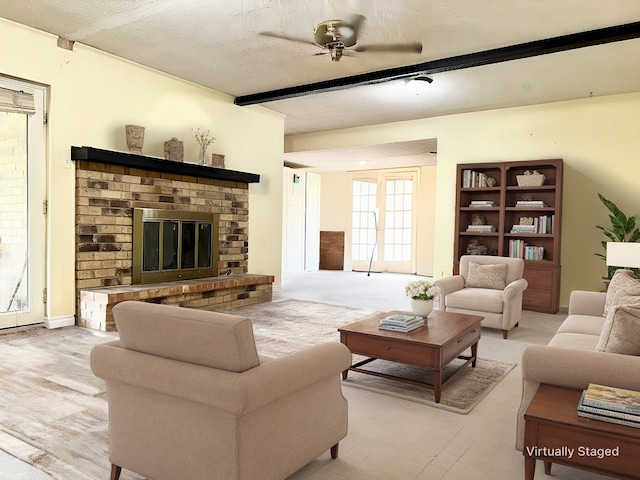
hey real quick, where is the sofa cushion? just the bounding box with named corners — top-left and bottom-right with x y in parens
top-left (596, 304), bottom-right (640, 355)
top-left (113, 301), bottom-right (260, 372)
top-left (465, 262), bottom-right (508, 290)
top-left (555, 315), bottom-right (606, 336)
top-left (446, 287), bottom-right (504, 313)
top-left (547, 332), bottom-right (600, 351)
top-left (603, 269), bottom-right (640, 317)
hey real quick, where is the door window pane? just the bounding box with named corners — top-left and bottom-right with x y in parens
top-left (351, 180), bottom-right (378, 262)
top-left (0, 112), bottom-right (28, 312)
top-left (384, 179), bottom-right (413, 261)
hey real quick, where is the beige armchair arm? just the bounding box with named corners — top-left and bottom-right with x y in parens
top-left (434, 275), bottom-right (465, 309)
top-left (503, 278), bottom-right (528, 300)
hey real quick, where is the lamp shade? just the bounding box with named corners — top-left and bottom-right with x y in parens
top-left (606, 242), bottom-right (640, 268)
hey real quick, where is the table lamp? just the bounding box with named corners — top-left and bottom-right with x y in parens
top-left (606, 242), bottom-right (640, 269)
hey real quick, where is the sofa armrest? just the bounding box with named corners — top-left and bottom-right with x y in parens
top-left (521, 345), bottom-right (640, 391)
top-left (91, 341), bottom-right (351, 415)
top-left (434, 275), bottom-right (465, 308)
top-left (515, 345), bottom-right (640, 450)
top-left (567, 290), bottom-right (606, 316)
top-left (504, 278), bottom-right (528, 300)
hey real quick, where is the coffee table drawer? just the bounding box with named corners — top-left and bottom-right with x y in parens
top-left (442, 324), bottom-right (480, 363)
top-left (343, 334), bottom-right (437, 367)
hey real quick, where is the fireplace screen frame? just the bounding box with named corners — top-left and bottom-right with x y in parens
top-left (132, 208), bottom-right (219, 284)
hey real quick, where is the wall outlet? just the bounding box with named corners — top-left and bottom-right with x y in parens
top-left (63, 152), bottom-right (71, 168)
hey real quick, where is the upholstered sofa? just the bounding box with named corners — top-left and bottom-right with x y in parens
top-left (91, 301), bottom-right (352, 480)
top-left (516, 269), bottom-right (640, 450)
top-left (435, 255), bottom-right (528, 339)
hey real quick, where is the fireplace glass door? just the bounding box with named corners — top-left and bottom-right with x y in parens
top-left (133, 209), bottom-right (219, 284)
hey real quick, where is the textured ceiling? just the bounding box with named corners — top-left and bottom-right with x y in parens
top-left (2, 1), bottom-right (640, 170)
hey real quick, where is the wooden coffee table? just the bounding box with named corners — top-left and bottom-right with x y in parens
top-left (338, 310), bottom-right (482, 403)
top-left (523, 384), bottom-right (640, 480)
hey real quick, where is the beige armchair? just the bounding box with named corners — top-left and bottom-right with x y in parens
top-left (90, 301), bottom-right (351, 480)
top-left (435, 255), bottom-right (528, 339)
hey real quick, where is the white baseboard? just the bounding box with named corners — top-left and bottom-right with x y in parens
top-left (44, 315), bottom-right (75, 329)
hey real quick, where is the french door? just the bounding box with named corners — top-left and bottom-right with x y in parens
top-left (0, 79), bottom-right (46, 328)
top-left (350, 170), bottom-right (419, 274)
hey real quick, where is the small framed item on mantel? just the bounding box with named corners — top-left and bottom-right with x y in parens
top-left (211, 153), bottom-right (225, 168)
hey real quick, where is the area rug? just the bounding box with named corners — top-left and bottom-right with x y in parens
top-left (225, 299), bottom-right (516, 414)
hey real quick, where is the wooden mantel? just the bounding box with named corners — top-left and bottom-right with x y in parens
top-left (71, 146), bottom-right (260, 184)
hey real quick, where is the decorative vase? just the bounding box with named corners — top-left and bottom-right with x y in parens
top-left (125, 125), bottom-right (145, 154)
top-left (199, 147), bottom-right (208, 166)
top-left (410, 299), bottom-right (433, 317)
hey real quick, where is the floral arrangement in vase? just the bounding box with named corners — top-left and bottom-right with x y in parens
top-left (405, 279), bottom-right (439, 301)
top-left (192, 128), bottom-right (216, 165)
top-left (405, 279), bottom-right (439, 317)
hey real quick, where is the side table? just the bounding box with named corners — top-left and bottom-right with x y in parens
top-left (523, 384), bottom-right (640, 480)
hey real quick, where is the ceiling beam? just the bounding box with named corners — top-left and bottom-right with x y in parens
top-left (234, 21), bottom-right (640, 106)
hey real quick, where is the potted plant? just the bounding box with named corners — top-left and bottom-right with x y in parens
top-left (405, 279), bottom-right (439, 317)
top-left (595, 193), bottom-right (640, 281)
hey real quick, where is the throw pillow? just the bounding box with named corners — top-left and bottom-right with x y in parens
top-left (465, 262), bottom-right (508, 290)
top-left (596, 304), bottom-right (640, 355)
top-left (604, 269), bottom-right (640, 317)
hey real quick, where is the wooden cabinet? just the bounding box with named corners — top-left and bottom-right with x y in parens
top-left (454, 159), bottom-right (563, 313)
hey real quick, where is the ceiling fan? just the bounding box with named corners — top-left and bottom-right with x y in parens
top-left (260, 14), bottom-right (422, 62)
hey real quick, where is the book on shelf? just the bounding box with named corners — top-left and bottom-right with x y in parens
top-left (509, 216), bottom-right (554, 234)
top-left (469, 200), bottom-right (496, 207)
top-left (510, 225), bottom-right (536, 233)
top-left (524, 245), bottom-right (544, 260)
top-left (578, 391), bottom-right (640, 424)
top-left (515, 200), bottom-right (546, 207)
top-left (581, 384), bottom-right (640, 415)
top-left (509, 241), bottom-right (544, 260)
top-left (462, 170), bottom-right (493, 188)
top-left (466, 225), bottom-right (496, 232)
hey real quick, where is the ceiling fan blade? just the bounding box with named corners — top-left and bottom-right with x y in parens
top-left (337, 14), bottom-right (365, 47)
top-left (353, 42), bottom-right (423, 53)
top-left (259, 31), bottom-right (318, 48)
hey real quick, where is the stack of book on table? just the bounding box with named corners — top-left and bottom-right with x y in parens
top-left (577, 383), bottom-right (640, 428)
top-left (379, 314), bottom-right (425, 332)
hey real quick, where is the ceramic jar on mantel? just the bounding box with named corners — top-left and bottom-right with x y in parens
top-left (125, 125), bottom-right (145, 154)
top-left (410, 299), bottom-right (433, 317)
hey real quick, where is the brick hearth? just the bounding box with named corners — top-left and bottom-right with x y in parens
top-left (73, 148), bottom-right (272, 331)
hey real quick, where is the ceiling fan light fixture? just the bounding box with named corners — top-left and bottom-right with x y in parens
top-left (328, 43), bottom-right (344, 61)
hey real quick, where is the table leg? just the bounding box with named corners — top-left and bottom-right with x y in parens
top-left (524, 456), bottom-right (535, 480)
top-left (433, 370), bottom-right (442, 403)
top-left (342, 369), bottom-right (348, 380)
top-left (471, 341), bottom-right (478, 368)
top-left (543, 461), bottom-right (552, 475)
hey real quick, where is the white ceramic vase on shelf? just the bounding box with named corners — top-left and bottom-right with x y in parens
top-left (410, 299), bottom-right (433, 317)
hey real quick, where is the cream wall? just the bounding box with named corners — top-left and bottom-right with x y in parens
top-left (286, 92), bottom-right (640, 309)
top-left (1, 19), bottom-right (284, 321)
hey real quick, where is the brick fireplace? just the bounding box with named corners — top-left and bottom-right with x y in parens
top-left (72, 147), bottom-right (273, 331)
